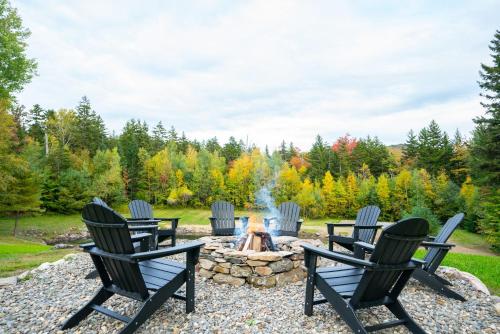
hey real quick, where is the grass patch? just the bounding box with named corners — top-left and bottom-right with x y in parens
top-left (450, 229), bottom-right (492, 251)
top-left (0, 236), bottom-right (75, 277)
top-left (415, 249), bottom-right (500, 295)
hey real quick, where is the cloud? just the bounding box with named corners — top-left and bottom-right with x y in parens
top-left (12, 0), bottom-right (500, 149)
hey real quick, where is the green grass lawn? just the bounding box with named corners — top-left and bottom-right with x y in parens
top-left (414, 249), bottom-right (500, 295)
top-left (0, 236), bottom-right (74, 277)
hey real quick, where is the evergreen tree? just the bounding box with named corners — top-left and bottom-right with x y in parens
top-left (402, 130), bottom-right (418, 167)
top-left (221, 136), bottom-right (242, 163)
top-left (91, 148), bottom-right (125, 206)
top-left (27, 104), bottom-right (48, 146)
top-left (205, 137), bottom-right (221, 153)
top-left (151, 121), bottom-right (167, 153)
top-left (449, 130), bottom-right (470, 184)
top-left (470, 30), bottom-right (500, 250)
top-left (307, 135), bottom-right (332, 181)
top-left (351, 136), bottom-right (394, 177)
top-left (416, 120), bottom-right (453, 174)
top-left (73, 96), bottom-right (106, 155)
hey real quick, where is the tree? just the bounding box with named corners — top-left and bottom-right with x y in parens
top-left (376, 173), bottom-right (391, 220)
top-left (416, 120), bottom-right (453, 175)
top-left (46, 109), bottom-right (77, 147)
top-left (468, 31), bottom-right (500, 250)
top-left (450, 130), bottom-right (469, 184)
top-left (274, 164), bottom-right (302, 203)
top-left (459, 176), bottom-right (479, 232)
top-left (151, 121), bottom-right (167, 153)
top-left (351, 136), bottom-right (394, 177)
top-left (27, 104), bottom-right (48, 151)
top-left (205, 137), bottom-right (221, 153)
top-left (294, 178), bottom-right (322, 218)
top-left (321, 171), bottom-right (335, 217)
top-left (331, 134), bottom-right (357, 177)
top-left (91, 148), bottom-right (125, 206)
top-left (221, 136), bottom-right (243, 164)
top-left (401, 130), bottom-right (418, 167)
top-left (0, 106), bottom-right (40, 234)
top-left (307, 135), bottom-right (332, 181)
top-left (73, 96), bottom-right (106, 155)
top-left (0, 0), bottom-right (37, 101)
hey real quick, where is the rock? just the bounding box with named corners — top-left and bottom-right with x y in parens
top-left (273, 236), bottom-right (298, 244)
top-left (217, 262), bottom-right (231, 269)
top-left (248, 252), bottom-right (282, 262)
top-left (247, 275), bottom-right (276, 288)
top-left (213, 265), bottom-right (230, 274)
top-left (212, 273), bottom-right (245, 287)
top-left (290, 253), bottom-right (304, 261)
top-left (440, 267), bottom-right (490, 295)
top-left (254, 266), bottom-right (273, 276)
top-left (0, 276), bottom-right (17, 287)
top-left (17, 271), bottom-right (30, 280)
top-left (37, 262), bottom-right (53, 271)
top-left (53, 243), bottom-right (73, 249)
top-left (246, 260), bottom-right (269, 266)
top-left (198, 268), bottom-right (214, 279)
top-left (227, 257), bottom-right (245, 264)
top-left (204, 243), bottom-right (223, 250)
top-left (214, 258), bottom-right (227, 263)
top-left (293, 260), bottom-right (301, 268)
top-left (225, 250), bottom-right (255, 257)
top-left (268, 258), bottom-right (293, 273)
top-left (230, 265), bottom-right (252, 278)
top-left (199, 259), bottom-right (215, 270)
top-left (495, 303), bottom-right (500, 316)
top-left (63, 253), bottom-right (77, 261)
top-left (52, 259), bottom-right (66, 266)
top-left (278, 251), bottom-right (294, 257)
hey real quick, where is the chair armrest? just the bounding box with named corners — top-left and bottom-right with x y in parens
top-left (302, 244), bottom-right (374, 269)
top-left (411, 258), bottom-right (427, 267)
top-left (156, 218), bottom-right (179, 229)
top-left (332, 222), bottom-right (356, 227)
top-left (85, 247), bottom-right (135, 263)
top-left (235, 216), bottom-right (249, 221)
top-left (354, 241), bottom-right (375, 251)
top-left (296, 220), bottom-right (303, 232)
top-left (128, 225), bottom-right (159, 231)
top-left (421, 241), bottom-right (455, 249)
top-left (127, 219), bottom-right (161, 224)
top-left (354, 225), bottom-right (383, 230)
top-left (130, 241), bottom-right (205, 261)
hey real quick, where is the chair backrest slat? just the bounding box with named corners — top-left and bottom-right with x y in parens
top-left (353, 205), bottom-right (380, 243)
top-left (424, 213), bottom-right (464, 270)
top-left (277, 202), bottom-right (301, 232)
top-left (211, 201), bottom-right (235, 230)
top-left (83, 203), bottom-right (148, 299)
top-left (352, 217), bottom-right (429, 304)
top-left (129, 199), bottom-right (154, 219)
top-left (92, 197), bottom-right (110, 208)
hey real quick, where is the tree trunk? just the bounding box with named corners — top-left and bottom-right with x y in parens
top-left (13, 212), bottom-right (19, 237)
top-left (44, 132), bottom-right (49, 156)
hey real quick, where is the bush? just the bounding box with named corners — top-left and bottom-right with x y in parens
top-left (403, 205), bottom-right (440, 234)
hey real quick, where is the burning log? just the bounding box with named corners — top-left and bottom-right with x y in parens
top-left (238, 231), bottom-right (275, 251)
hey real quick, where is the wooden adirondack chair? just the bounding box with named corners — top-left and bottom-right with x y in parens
top-left (62, 203), bottom-right (204, 334)
top-left (92, 196), bottom-right (110, 208)
top-left (412, 213), bottom-right (466, 301)
top-left (128, 199), bottom-right (180, 247)
top-left (209, 201), bottom-right (248, 236)
top-left (326, 205), bottom-right (381, 256)
top-left (303, 217), bottom-right (429, 334)
top-left (264, 201), bottom-right (303, 237)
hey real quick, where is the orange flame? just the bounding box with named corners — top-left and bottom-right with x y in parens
top-left (247, 214), bottom-right (265, 233)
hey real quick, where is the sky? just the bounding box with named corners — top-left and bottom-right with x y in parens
top-left (13, 0), bottom-right (500, 150)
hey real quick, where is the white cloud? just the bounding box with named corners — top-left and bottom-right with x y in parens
top-left (12, 0), bottom-right (500, 149)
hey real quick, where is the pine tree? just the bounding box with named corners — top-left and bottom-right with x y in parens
top-left (450, 130), bottom-right (470, 184)
top-left (221, 136), bottom-right (242, 163)
top-left (416, 120), bottom-right (453, 175)
top-left (470, 30), bottom-right (500, 250)
top-left (73, 96), bottom-right (106, 155)
top-left (152, 121), bottom-right (167, 153)
top-left (307, 135), bottom-right (332, 181)
top-left (402, 130), bottom-right (418, 167)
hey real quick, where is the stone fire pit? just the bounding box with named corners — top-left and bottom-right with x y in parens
top-left (196, 236), bottom-right (323, 288)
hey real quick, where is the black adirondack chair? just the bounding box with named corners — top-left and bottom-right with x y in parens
top-left (264, 201), bottom-right (303, 237)
top-left (412, 213), bottom-right (466, 301)
top-left (62, 203), bottom-right (204, 334)
top-left (129, 199), bottom-right (179, 247)
top-left (92, 197), bottom-right (160, 251)
top-left (326, 205), bottom-right (381, 256)
top-left (209, 201), bottom-right (248, 236)
top-left (303, 217), bottom-right (429, 334)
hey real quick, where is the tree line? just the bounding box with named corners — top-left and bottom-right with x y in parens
top-left (0, 0), bottom-right (497, 249)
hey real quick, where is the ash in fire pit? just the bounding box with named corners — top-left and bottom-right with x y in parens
top-left (238, 215), bottom-right (275, 251)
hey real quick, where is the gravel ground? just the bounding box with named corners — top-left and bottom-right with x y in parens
top-left (0, 240), bottom-right (498, 334)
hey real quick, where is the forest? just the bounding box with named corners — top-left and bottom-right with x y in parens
top-left (0, 0), bottom-right (498, 250)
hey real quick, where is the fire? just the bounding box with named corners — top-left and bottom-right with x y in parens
top-left (246, 214), bottom-right (265, 233)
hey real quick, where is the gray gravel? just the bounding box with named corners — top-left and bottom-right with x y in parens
top-left (0, 241), bottom-right (498, 334)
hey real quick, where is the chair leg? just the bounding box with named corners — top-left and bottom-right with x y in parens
top-left (316, 278), bottom-right (367, 333)
top-left (386, 300), bottom-right (426, 334)
top-left (171, 233), bottom-right (176, 247)
top-left (413, 269), bottom-right (466, 301)
top-left (304, 270), bottom-right (315, 316)
top-left (61, 287), bottom-right (113, 329)
top-left (328, 239), bottom-right (333, 252)
top-left (185, 264), bottom-right (195, 313)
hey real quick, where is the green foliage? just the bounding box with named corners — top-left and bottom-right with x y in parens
top-left (351, 136), bottom-right (395, 177)
top-left (0, 0), bottom-right (38, 100)
top-left (403, 205), bottom-right (440, 234)
top-left (91, 148), bottom-right (125, 206)
top-left (73, 96), bottom-right (106, 155)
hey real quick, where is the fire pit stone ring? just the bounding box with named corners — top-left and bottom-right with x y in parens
top-left (196, 235), bottom-right (324, 288)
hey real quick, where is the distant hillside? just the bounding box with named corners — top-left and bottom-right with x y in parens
top-left (387, 144), bottom-right (404, 162)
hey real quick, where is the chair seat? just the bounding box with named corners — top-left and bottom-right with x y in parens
top-left (317, 265), bottom-right (364, 297)
top-left (139, 259), bottom-right (186, 291)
